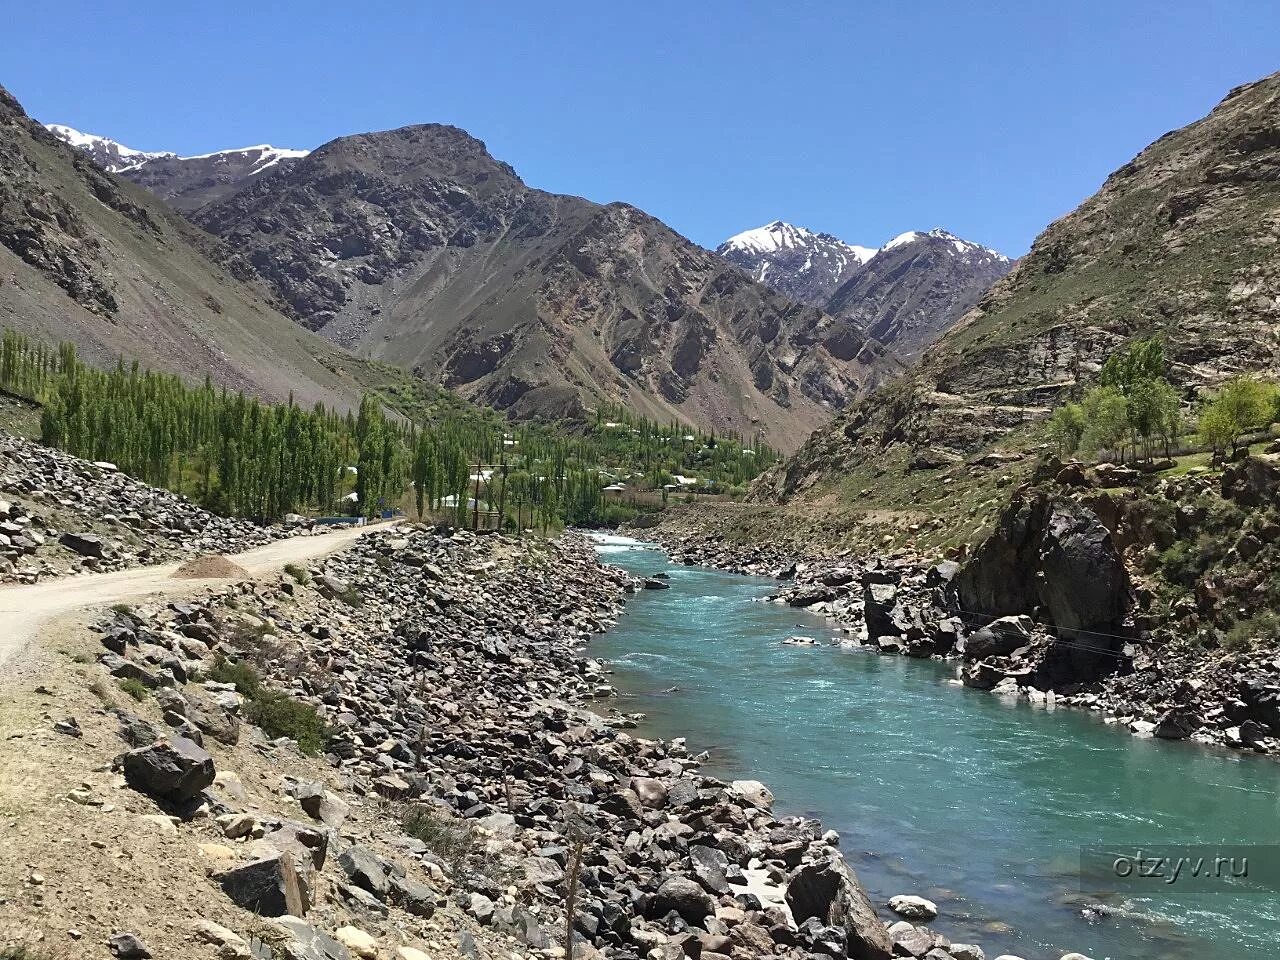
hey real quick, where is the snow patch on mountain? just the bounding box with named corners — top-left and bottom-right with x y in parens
top-left (44, 124), bottom-right (176, 171)
top-left (46, 124), bottom-right (309, 176)
top-left (722, 221), bottom-right (877, 264)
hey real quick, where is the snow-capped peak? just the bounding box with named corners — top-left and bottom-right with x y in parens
top-left (879, 227), bottom-right (1011, 263)
top-left (44, 124), bottom-right (176, 172)
top-left (720, 221), bottom-right (877, 264)
top-left (45, 123), bottom-right (310, 176)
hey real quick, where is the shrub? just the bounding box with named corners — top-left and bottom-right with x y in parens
top-left (283, 563), bottom-right (310, 584)
top-left (117, 677), bottom-right (149, 702)
top-left (1224, 612), bottom-right (1280, 653)
top-left (401, 805), bottom-right (479, 873)
top-left (207, 656), bottom-right (262, 698)
top-left (336, 586), bottom-right (364, 607)
top-left (247, 690), bottom-right (328, 756)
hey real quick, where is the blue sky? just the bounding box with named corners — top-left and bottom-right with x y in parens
top-left (4, 2), bottom-right (1277, 256)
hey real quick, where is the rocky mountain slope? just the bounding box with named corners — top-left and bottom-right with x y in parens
top-left (761, 69), bottom-right (1280, 502)
top-left (720, 223), bottom-right (1012, 365)
top-left (824, 229), bottom-right (1013, 363)
top-left (167, 125), bottom-right (890, 447)
top-left (0, 87), bottom-right (374, 411)
top-left (717, 221), bottom-right (876, 306)
top-left (46, 123), bottom-right (309, 212)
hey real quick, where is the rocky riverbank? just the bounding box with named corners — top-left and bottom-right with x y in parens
top-left (638, 484), bottom-right (1280, 760)
top-left (4, 519), bottom-right (1034, 960)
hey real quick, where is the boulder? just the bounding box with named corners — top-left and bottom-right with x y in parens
top-left (862, 576), bottom-right (900, 640)
top-left (954, 494), bottom-right (1133, 684)
top-left (887, 894), bottom-right (938, 921)
top-left (1221, 455), bottom-right (1280, 507)
top-left (108, 933), bottom-right (152, 958)
top-left (786, 858), bottom-right (893, 960)
top-left (650, 875), bottom-right (716, 925)
top-left (729, 779), bottom-right (774, 810)
top-left (121, 736), bottom-right (215, 803)
top-left (60, 531), bottom-right (109, 558)
top-left (215, 853), bottom-right (313, 916)
top-left (338, 845), bottom-right (396, 898)
top-left (1153, 707), bottom-right (1197, 740)
top-left (273, 918), bottom-right (353, 960)
top-left (961, 616), bottom-right (1033, 661)
top-left (295, 780), bottom-right (350, 827)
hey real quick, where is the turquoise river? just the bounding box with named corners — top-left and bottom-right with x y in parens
top-left (586, 534), bottom-right (1280, 960)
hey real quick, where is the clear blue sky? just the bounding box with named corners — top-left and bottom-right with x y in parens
top-left (4, 1), bottom-right (1277, 256)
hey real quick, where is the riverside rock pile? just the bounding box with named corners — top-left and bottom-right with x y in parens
top-left (645, 494), bottom-right (1280, 758)
top-left (0, 434), bottom-right (289, 582)
top-left (78, 524), bottom-right (1008, 960)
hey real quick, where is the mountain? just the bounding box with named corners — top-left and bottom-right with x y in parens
top-left (824, 228), bottom-right (1013, 363)
top-left (717, 221), bottom-right (876, 306)
top-left (45, 124), bottom-right (308, 213)
top-left (1, 87), bottom-right (373, 411)
top-left (760, 69), bottom-right (1280, 504)
top-left (719, 222), bottom-right (1012, 363)
top-left (177, 124), bottom-right (891, 448)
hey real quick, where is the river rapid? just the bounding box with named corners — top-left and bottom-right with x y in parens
top-left (587, 533), bottom-right (1280, 960)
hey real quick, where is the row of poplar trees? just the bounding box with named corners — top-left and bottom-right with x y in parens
top-left (0, 331), bottom-right (613, 528)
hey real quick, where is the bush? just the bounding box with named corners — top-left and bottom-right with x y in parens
top-left (1224, 612), bottom-right (1280, 653)
top-left (247, 690), bottom-right (328, 756)
top-left (401, 805), bottom-right (479, 873)
top-left (283, 563), bottom-right (310, 584)
top-left (206, 656), bottom-right (262, 698)
top-left (117, 677), bottom-right (149, 702)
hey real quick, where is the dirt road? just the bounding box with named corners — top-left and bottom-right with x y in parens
top-left (0, 522), bottom-right (391, 671)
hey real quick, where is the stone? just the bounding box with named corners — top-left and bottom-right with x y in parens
top-left (60, 531), bottom-right (109, 558)
top-left (333, 927), bottom-right (379, 959)
top-left (295, 780), bottom-right (349, 827)
top-left (108, 933), bottom-right (151, 958)
top-left (630, 775), bottom-right (668, 807)
top-left (337, 844), bottom-right (395, 898)
top-left (786, 858), bottom-right (893, 960)
top-left (191, 919), bottom-right (250, 957)
top-left (469, 892), bottom-right (496, 923)
top-left (524, 855), bottom-right (566, 886)
top-left (650, 875), bottom-right (716, 925)
top-left (121, 736), bottom-right (215, 803)
top-left (887, 894), bottom-right (938, 921)
top-left (949, 946), bottom-right (985, 960)
top-left (396, 949), bottom-right (431, 960)
top-left (960, 616), bottom-right (1033, 661)
top-left (1153, 707), bottom-right (1197, 740)
top-left (954, 494), bottom-right (1133, 685)
top-left (729, 779), bottom-right (774, 810)
top-left (214, 853), bottom-right (312, 917)
top-left (273, 917), bottom-right (354, 960)
top-left (689, 844), bottom-right (732, 895)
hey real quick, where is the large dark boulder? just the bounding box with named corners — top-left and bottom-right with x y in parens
top-left (121, 736), bottom-right (214, 803)
top-left (214, 852), bottom-right (313, 916)
top-left (1221, 455), bottom-right (1280, 508)
top-left (786, 858), bottom-right (893, 960)
top-left (649, 875), bottom-right (715, 925)
top-left (953, 492), bottom-right (1133, 684)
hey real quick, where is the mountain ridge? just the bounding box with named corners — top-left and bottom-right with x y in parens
top-left (719, 220), bottom-right (1013, 363)
top-left (177, 122), bottom-right (894, 448)
top-left (0, 86), bottom-right (381, 414)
